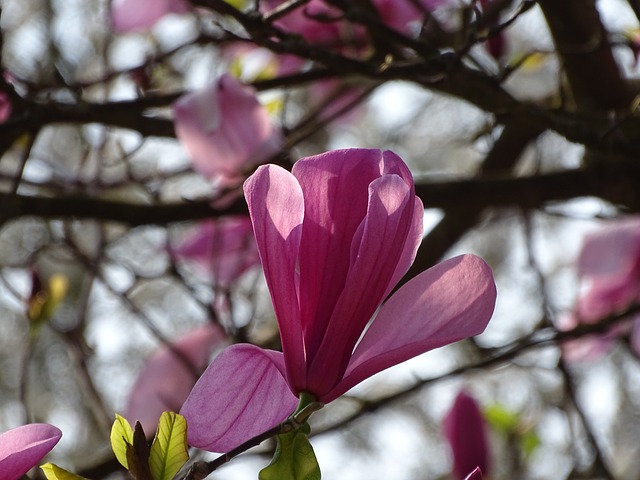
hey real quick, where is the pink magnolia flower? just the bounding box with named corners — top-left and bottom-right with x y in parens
top-left (173, 74), bottom-right (284, 186)
top-left (111, 0), bottom-right (191, 33)
top-left (181, 148), bottom-right (496, 452)
top-left (562, 216), bottom-right (640, 360)
top-left (125, 323), bottom-right (226, 435)
top-left (173, 216), bottom-right (260, 290)
top-left (444, 390), bottom-right (491, 480)
top-left (0, 423), bottom-right (62, 480)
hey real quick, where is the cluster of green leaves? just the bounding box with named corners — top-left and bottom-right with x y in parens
top-left (41, 412), bottom-right (189, 480)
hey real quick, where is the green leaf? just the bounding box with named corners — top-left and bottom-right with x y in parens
top-left (149, 412), bottom-right (189, 480)
top-left (40, 463), bottom-right (89, 480)
top-left (259, 426), bottom-right (321, 480)
top-left (110, 413), bottom-right (135, 469)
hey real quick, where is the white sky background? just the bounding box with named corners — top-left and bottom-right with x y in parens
top-left (1, 0), bottom-right (640, 479)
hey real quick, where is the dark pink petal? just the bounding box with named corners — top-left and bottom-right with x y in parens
top-left (293, 149), bottom-right (413, 370)
top-left (0, 423), bottom-right (62, 480)
top-left (326, 255), bottom-right (496, 401)
top-left (125, 323), bottom-right (226, 435)
top-left (243, 165), bottom-right (306, 391)
top-left (464, 467), bottom-right (484, 480)
top-left (111, 0), bottom-right (190, 33)
top-left (180, 344), bottom-right (298, 452)
top-left (305, 174), bottom-right (416, 397)
top-left (173, 74), bottom-right (284, 185)
top-left (444, 391), bottom-right (491, 480)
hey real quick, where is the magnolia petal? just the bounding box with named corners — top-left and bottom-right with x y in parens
top-left (325, 255), bottom-right (496, 402)
top-left (305, 174), bottom-right (416, 397)
top-left (244, 164), bottom-right (306, 390)
top-left (180, 344), bottom-right (298, 452)
top-left (0, 423), bottom-right (62, 480)
top-left (385, 195), bottom-right (424, 299)
top-left (294, 149), bottom-right (414, 365)
top-left (125, 323), bottom-right (226, 435)
top-left (444, 391), bottom-right (491, 480)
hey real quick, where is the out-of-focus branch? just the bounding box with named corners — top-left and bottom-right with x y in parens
top-left (538, 0), bottom-right (635, 110)
top-left (3, 163), bottom-right (640, 226)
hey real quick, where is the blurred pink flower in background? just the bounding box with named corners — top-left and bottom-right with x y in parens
top-left (111, 0), bottom-right (190, 33)
top-left (561, 216), bottom-right (640, 360)
top-left (173, 216), bottom-right (260, 290)
top-left (0, 423), bottom-right (62, 480)
top-left (124, 323), bottom-right (226, 435)
top-left (372, 0), bottom-right (446, 33)
top-left (261, 0), bottom-right (346, 47)
top-left (444, 390), bottom-right (491, 480)
top-left (261, 0), bottom-right (446, 54)
top-left (181, 148), bottom-right (496, 452)
top-left (173, 74), bottom-right (284, 187)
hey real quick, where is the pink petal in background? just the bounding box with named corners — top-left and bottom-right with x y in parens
top-left (444, 390), bottom-right (491, 480)
top-left (173, 216), bottom-right (260, 290)
top-left (562, 216), bottom-right (640, 360)
top-left (173, 74), bottom-right (284, 186)
top-left (111, 0), bottom-right (191, 33)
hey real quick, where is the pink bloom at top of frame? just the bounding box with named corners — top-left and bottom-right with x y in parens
top-left (111, 0), bottom-right (191, 33)
top-left (181, 149), bottom-right (496, 452)
top-left (562, 216), bottom-right (640, 360)
top-left (372, 0), bottom-right (447, 33)
top-left (125, 323), bottom-right (226, 435)
top-left (444, 390), bottom-right (491, 480)
top-left (173, 216), bottom-right (260, 289)
top-left (0, 423), bottom-right (62, 480)
top-left (173, 74), bottom-right (284, 186)
top-left (261, 0), bottom-right (346, 47)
